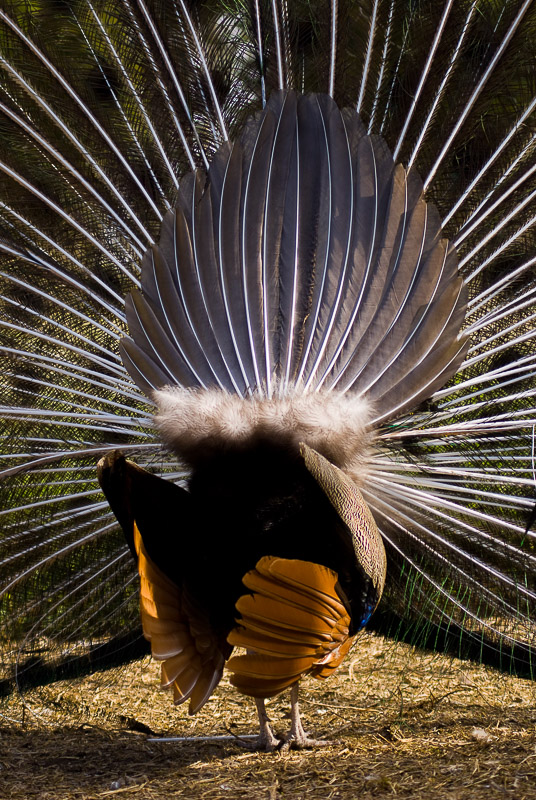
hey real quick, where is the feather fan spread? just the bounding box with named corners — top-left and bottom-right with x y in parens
top-left (0, 1), bottom-right (535, 739)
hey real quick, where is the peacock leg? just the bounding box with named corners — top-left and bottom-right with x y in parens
top-left (237, 698), bottom-right (281, 751)
top-left (281, 684), bottom-right (331, 750)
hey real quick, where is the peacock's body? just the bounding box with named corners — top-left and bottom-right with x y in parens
top-left (0, 0), bottom-right (535, 748)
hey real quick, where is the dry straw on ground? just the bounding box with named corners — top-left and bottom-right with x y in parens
top-left (2, 632), bottom-right (536, 799)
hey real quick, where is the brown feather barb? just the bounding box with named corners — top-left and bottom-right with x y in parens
top-left (300, 443), bottom-right (387, 598)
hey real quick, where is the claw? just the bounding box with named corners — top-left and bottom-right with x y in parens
top-left (237, 733), bottom-right (282, 752)
top-left (280, 734), bottom-right (334, 751)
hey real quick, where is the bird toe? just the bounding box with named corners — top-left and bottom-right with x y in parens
top-left (236, 731), bottom-right (282, 752)
top-left (280, 732), bottom-right (335, 751)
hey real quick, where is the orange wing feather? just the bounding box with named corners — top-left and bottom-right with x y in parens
top-left (133, 523), bottom-right (224, 714)
top-left (226, 556), bottom-right (354, 698)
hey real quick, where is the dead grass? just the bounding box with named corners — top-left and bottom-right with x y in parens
top-left (2, 632), bottom-right (536, 799)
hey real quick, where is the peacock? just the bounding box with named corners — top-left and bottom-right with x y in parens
top-left (0, 0), bottom-right (535, 751)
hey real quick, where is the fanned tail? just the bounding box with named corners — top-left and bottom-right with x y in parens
top-left (121, 91), bottom-right (469, 419)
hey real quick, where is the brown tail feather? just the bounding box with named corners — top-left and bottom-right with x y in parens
top-left (236, 593), bottom-right (340, 634)
top-left (160, 647), bottom-right (200, 686)
top-left (226, 653), bottom-right (315, 679)
top-left (168, 663), bottom-right (199, 701)
top-left (226, 556), bottom-right (352, 698)
top-left (188, 665), bottom-right (224, 715)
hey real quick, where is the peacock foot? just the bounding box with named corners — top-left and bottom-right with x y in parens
top-left (236, 729), bottom-right (282, 752)
top-left (280, 731), bottom-right (335, 751)
top-left (279, 683), bottom-right (336, 750)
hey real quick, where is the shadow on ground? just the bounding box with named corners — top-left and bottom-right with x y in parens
top-left (2, 632), bottom-right (536, 799)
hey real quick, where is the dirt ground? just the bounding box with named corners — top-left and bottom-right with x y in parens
top-left (1, 631), bottom-right (536, 800)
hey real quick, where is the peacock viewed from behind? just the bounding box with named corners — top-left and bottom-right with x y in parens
top-left (0, 0), bottom-right (535, 750)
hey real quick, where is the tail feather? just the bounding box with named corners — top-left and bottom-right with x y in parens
top-left (168, 664), bottom-right (199, 702)
top-left (227, 674), bottom-right (301, 699)
top-left (236, 595), bottom-right (340, 637)
top-left (161, 650), bottom-right (200, 688)
top-left (238, 573), bottom-right (341, 624)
